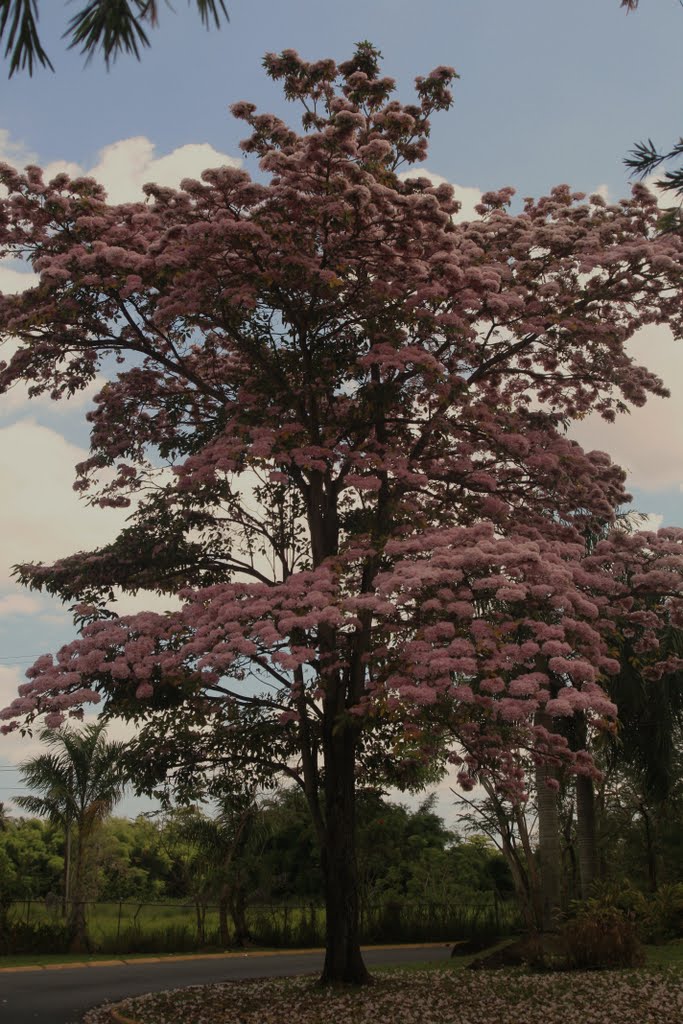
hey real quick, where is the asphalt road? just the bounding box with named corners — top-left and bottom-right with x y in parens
top-left (0, 945), bottom-right (452, 1023)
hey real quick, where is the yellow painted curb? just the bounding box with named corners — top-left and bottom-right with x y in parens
top-left (44, 961), bottom-right (91, 970)
top-left (0, 964), bottom-right (45, 972)
top-left (0, 941), bottom-right (452, 973)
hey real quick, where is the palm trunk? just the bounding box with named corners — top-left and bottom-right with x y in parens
top-left (67, 829), bottom-right (89, 953)
top-left (535, 759), bottom-right (562, 932)
top-left (575, 774), bottom-right (599, 898)
top-left (319, 722), bottom-right (370, 985)
top-left (62, 823), bottom-right (71, 918)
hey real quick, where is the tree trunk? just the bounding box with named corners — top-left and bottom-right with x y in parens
top-left (319, 723), bottom-right (370, 985)
top-left (480, 780), bottom-right (542, 932)
top-left (67, 830), bottom-right (89, 953)
top-left (218, 886), bottom-right (230, 947)
top-left (62, 824), bottom-right (71, 918)
top-left (195, 900), bottom-right (206, 945)
top-left (575, 774), bottom-right (599, 899)
top-left (229, 888), bottom-right (250, 946)
top-left (641, 803), bottom-right (659, 893)
top-left (512, 802), bottom-right (544, 931)
top-left (560, 799), bottom-right (578, 905)
top-left (499, 829), bottom-right (537, 932)
top-left (535, 760), bottom-right (562, 932)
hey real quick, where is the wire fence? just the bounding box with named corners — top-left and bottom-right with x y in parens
top-left (2, 894), bottom-right (522, 954)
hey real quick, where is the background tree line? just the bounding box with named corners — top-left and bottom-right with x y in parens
top-left (0, 788), bottom-right (513, 910)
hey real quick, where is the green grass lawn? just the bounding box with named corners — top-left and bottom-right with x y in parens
top-left (644, 940), bottom-right (683, 968)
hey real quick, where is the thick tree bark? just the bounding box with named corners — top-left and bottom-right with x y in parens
top-left (319, 723), bottom-right (370, 985)
top-left (575, 774), bottom-right (599, 898)
top-left (534, 759), bottom-right (563, 932)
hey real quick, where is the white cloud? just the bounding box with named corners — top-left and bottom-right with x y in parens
top-left (0, 594), bottom-right (43, 617)
top-left (571, 324), bottom-right (683, 492)
top-left (638, 512), bottom-right (664, 532)
top-left (43, 137), bottom-right (241, 205)
top-left (0, 418), bottom-right (127, 585)
top-left (0, 129), bottom-right (35, 167)
top-left (0, 416), bottom-right (180, 610)
top-left (0, 266), bottom-right (38, 295)
top-left (398, 167), bottom-right (483, 223)
top-left (1, 126), bottom-right (241, 205)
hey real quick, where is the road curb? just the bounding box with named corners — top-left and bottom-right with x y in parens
top-left (0, 942), bottom-right (452, 974)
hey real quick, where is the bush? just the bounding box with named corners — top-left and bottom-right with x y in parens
top-left (104, 923), bottom-right (199, 955)
top-left (562, 902), bottom-right (644, 969)
top-left (0, 919), bottom-right (70, 955)
top-left (586, 878), bottom-right (683, 945)
top-left (639, 884), bottom-right (683, 944)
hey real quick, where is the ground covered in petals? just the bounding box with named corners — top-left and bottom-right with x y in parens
top-left (83, 966), bottom-right (683, 1024)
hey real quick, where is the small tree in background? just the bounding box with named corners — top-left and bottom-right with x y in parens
top-left (176, 787), bottom-right (264, 946)
top-left (15, 723), bottom-right (127, 951)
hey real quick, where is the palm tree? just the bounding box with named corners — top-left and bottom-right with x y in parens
top-left (177, 789), bottom-right (265, 947)
top-left (566, 618), bottom-right (683, 900)
top-left (15, 722), bottom-right (128, 951)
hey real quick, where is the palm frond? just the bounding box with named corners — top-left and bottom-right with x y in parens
top-left (0, 0), bottom-right (53, 76)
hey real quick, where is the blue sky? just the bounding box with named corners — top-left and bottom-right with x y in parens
top-left (0, 0), bottom-right (681, 818)
top-left (1, 1), bottom-right (680, 201)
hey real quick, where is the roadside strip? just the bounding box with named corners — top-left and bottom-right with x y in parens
top-left (0, 941), bottom-right (453, 974)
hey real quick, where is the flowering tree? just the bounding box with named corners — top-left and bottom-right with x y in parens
top-left (2, 44), bottom-right (683, 980)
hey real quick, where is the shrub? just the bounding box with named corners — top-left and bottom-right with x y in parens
top-left (562, 902), bottom-right (644, 969)
top-left (639, 884), bottom-right (683, 944)
top-left (0, 920), bottom-right (70, 955)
